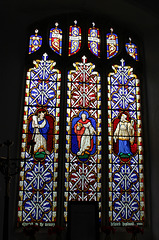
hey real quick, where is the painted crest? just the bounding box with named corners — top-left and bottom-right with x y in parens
top-left (29, 29), bottom-right (42, 54)
top-left (107, 28), bottom-right (118, 59)
top-left (49, 23), bottom-right (62, 55)
top-left (68, 20), bottom-right (81, 56)
top-left (125, 38), bottom-right (138, 61)
top-left (88, 22), bottom-right (100, 57)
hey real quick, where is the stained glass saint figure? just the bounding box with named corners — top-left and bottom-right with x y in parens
top-left (28, 108), bottom-right (54, 159)
top-left (72, 111), bottom-right (96, 158)
top-left (114, 113), bottom-right (135, 157)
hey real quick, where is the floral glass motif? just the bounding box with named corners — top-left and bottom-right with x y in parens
top-left (68, 20), bottom-right (81, 56)
top-left (18, 53), bottom-right (61, 226)
top-left (107, 59), bottom-right (144, 226)
top-left (125, 38), bottom-right (138, 61)
top-left (29, 29), bottom-right (42, 54)
top-left (49, 23), bottom-right (62, 55)
top-left (64, 56), bottom-right (102, 222)
top-left (88, 23), bottom-right (100, 57)
top-left (107, 28), bottom-right (118, 59)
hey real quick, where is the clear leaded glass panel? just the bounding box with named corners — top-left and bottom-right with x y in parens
top-left (18, 53), bottom-right (61, 226)
top-left (108, 59), bottom-right (144, 226)
top-left (64, 56), bottom-right (102, 222)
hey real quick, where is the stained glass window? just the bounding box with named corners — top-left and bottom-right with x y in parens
top-left (64, 56), bottom-right (102, 222)
top-left (19, 15), bottom-right (145, 228)
top-left (88, 23), bottom-right (100, 57)
top-left (106, 28), bottom-right (118, 59)
top-left (68, 20), bottom-right (81, 56)
top-left (49, 23), bottom-right (62, 55)
top-left (18, 53), bottom-right (61, 226)
top-left (29, 29), bottom-right (42, 54)
top-left (107, 59), bottom-right (144, 226)
top-left (125, 38), bottom-right (138, 61)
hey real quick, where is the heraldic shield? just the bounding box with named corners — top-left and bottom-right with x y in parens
top-left (49, 23), bottom-right (62, 55)
top-left (29, 29), bottom-right (42, 54)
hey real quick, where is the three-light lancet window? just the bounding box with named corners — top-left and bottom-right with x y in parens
top-left (18, 16), bottom-right (144, 227)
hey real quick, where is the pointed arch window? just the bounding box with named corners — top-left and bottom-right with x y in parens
top-left (18, 54), bottom-right (61, 225)
top-left (18, 15), bottom-right (145, 228)
top-left (64, 56), bottom-right (102, 222)
top-left (108, 59), bottom-right (144, 225)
